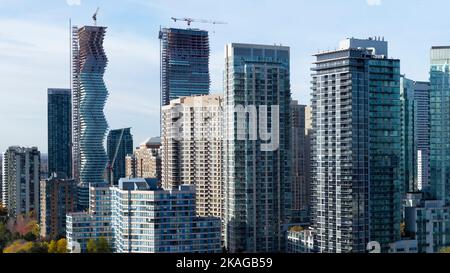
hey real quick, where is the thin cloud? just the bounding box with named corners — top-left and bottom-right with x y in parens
top-left (66, 0), bottom-right (81, 6)
top-left (367, 0), bottom-right (382, 6)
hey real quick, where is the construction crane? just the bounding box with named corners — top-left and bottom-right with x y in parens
top-left (171, 17), bottom-right (227, 26)
top-left (92, 7), bottom-right (100, 26)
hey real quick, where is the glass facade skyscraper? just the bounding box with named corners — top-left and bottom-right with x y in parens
top-left (430, 46), bottom-right (450, 203)
top-left (311, 38), bottom-right (402, 253)
top-left (106, 128), bottom-right (133, 185)
top-left (223, 43), bottom-right (292, 253)
top-left (72, 25), bottom-right (109, 186)
top-left (367, 55), bottom-right (402, 251)
top-left (400, 78), bottom-right (431, 193)
top-left (401, 76), bottom-right (416, 193)
top-left (414, 81), bottom-right (431, 192)
top-left (159, 28), bottom-right (210, 106)
top-left (48, 88), bottom-right (72, 178)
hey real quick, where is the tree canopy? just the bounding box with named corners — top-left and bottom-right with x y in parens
top-left (289, 226), bottom-right (304, 232)
top-left (439, 247), bottom-right (450, 253)
top-left (56, 239), bottom-right (67, 253)
top-left (87, 237), bottom-right (112, 253)
top-left (3, 240), bottom-right (34, 253)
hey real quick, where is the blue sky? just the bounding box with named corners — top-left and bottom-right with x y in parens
top-left (1, 0), bottom-right (450, 153)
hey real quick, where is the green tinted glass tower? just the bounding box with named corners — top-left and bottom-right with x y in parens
top-left (367, 55), bottom-right (402, 251)
top-left (48, 88), bottom-right (72, 178)
top-left (311, 38), bottom-right (402, 253)
top-left (223, 43), bottom-right (292, 253)
top-left (107, 128), bottom-right (133, 185)
top-left (430, 46), bottom-right (450, 202)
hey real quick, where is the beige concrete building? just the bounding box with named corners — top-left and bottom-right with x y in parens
top-left (125, 137), bottom-right (161, 181)
top-left (161, 95), bottom-right (223, 218)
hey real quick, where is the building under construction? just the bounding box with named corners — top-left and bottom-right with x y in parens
top-left (159, 27), bottom-right (210, 107)
top-left (71, 25), bottom-right (109, 186)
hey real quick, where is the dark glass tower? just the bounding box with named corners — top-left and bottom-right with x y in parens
top-left (159, 28), bottom-right (210, 106)
top-left (311, 38), bottom-right (402, 253)
top-left (48, 88), bottom-right (72, 178)
top-left (400, 78), bottom-right (431, 193)
top-left (106, 128), bottom-right (133, 185)
top-left (291, 101), bottom-right (311, 223)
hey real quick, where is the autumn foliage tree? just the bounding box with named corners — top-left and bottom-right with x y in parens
top-left (48, 240), bottom-right (57, 253)
top-left (6, 212), bottom-right (39, 240)
top-left (3, 240), bottom-right (34, 253)
top-left (439, 247), bottom-right (450, 253)
top-left (87, 237), bottom-right (112, 253)
top-left (3, 240), bottom-right (48, 253)
top-left (48, 239), bottom-right (67, 253)
top-left (0, 204), bottom-right (7, 218)
top-left (56, 239), bottom-right (67, 253)
top-left (0, 211), bottom-right (54, 253)
top-left (87, 239), bottom-right (96, 253)
top-left (0, 223), bottom-right (12, 251)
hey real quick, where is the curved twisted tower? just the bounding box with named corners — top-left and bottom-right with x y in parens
top-left (76, 26), bottom-right (109, 186)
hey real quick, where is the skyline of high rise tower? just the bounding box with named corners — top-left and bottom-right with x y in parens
top-left (2, 146), bottom-right (40, 218)
top-left (291, 101), bottom-right (312, 223)
top-left (3, 3), bottom-right (450, 255)
top-left (161, 94), bottom-right (223, 219)
top-left (430, 46), bottom-right (450, 202)
top-left (159, 28), bottom-right (210, 107)
top-left (72, 25), bottom-right (109, 186)
top-left (48, 88), bottom-right (72, 179)
top-left (311, 37), bottom-right (402, 253)
top-left (400, 78), bottom-right (431, 193)
top-left (223, 43), bottom-right (292, 253)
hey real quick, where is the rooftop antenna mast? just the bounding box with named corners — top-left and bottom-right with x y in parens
top-left (93, 7), bottom-right (100, 26)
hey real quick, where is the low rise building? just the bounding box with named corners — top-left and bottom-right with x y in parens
top-left (112, 179), bottom-right (221, 253)
top-left (125, 137), bottom-right (161, 181)
top-left (388, 240), bottom-right (418, 253)
top-left (403, 192), bottom-right (450, 253)
top-left (66, 185), bottom-right (112, 252)
top-left (67, 178), bottom-right (221, 253)
top-left (286, 227), bottom-right (315, 253)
